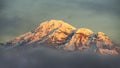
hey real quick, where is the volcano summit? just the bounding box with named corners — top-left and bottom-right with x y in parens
top-left (2, 20), bottom-right (120, 55)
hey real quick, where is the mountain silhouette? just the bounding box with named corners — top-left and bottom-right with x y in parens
top-left (2, 20), bottom-right (120, 55)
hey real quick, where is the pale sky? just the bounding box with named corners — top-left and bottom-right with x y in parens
top-left (0, 0), bottom-right (120, 43)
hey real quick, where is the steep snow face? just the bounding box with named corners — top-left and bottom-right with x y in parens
top-left (32, 20), bottom-right (76, 44)
top-left (64, 28), bottom-right (94, 51)
top-left (9, 20), bottom-right (76, 45)
top-left (3, 20), bottom-right (119, 55)
top-left (96, 32), bottom-right (113, 47)
top-left (64, 29), bottom-right (115, 53)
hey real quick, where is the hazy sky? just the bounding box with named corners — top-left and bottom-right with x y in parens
top-left (0, 0), bottom-right (120, 43)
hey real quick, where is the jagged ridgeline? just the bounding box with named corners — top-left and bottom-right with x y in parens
top-left (1, 20), bottom-right (120, 55)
